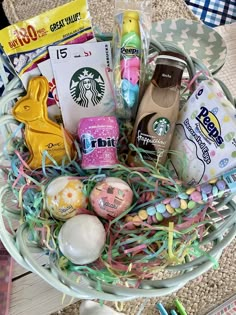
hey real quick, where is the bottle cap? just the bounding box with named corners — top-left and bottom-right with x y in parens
top-left (156, 51), bottom-right (187, 66)
top-left (152, 51), bottom-right (187, 88)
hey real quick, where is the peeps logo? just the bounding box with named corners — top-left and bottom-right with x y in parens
top-left (81, 133), bottom-right (116, 154)
top-left (121, 47), bottom-right (139, 57)
top-left (196, 106), bottom-right (224, 146)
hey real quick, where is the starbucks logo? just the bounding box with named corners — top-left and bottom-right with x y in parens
top-left (153, 118), bottom-right (170, 136)
top-left (70, 67), bottom-right (105, 107)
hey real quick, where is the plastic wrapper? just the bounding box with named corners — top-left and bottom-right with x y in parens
top-left (124, 167), bottom-right (236, 227)
top-left (112, 0), bottom-right (152, 120)
top-left (0, 0), bottom-right (95, 106)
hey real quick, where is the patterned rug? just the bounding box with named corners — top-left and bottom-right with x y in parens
top-left (208, 294), bottom-right (236, 315)
top-left (185, 0), bottom-right (236, 27)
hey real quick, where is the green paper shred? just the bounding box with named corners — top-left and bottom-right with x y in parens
top-left (0, 120), bottom-right (222, 288)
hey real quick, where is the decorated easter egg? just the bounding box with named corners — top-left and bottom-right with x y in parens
top-left (219, 158), bottom-right (229, 168)
top-left (58, 214), bottom-right (106, 265)
top-left (211, 107), bottom-right (218, 114)
top-left (46, 176), bottom-right (88, 220)
top-left (90, 177), bottom-right (133, 220)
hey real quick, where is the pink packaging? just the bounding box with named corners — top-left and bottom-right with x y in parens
top-left (78, 116), bottom-right (119, 169)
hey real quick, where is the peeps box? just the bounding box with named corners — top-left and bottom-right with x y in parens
top-left (170, 79), bottom-right (236, 185)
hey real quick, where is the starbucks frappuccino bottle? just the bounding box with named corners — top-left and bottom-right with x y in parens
top-left (129, 51), bottom-right (187, 166)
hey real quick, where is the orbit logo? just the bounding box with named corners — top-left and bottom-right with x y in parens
top-left (81, 133), bottom-right (116, 154)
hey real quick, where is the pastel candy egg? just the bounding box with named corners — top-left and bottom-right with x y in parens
top-left (180, 199), bottom-right (188, 210)
top-left (58, 214), bottom-right (106, 265)
top-left (133, 215), bottom-right (142, 226)
top-left (138, 209), bottom-right (148, 220)
top-left (201, 192), bottom-right (208, 202)
top-left (201, 183), bottom-right (212, 194)
top-left (186, 187), bottom-right (195, 195)
top-left (162, 211), bottom-right (172, 218)
top-left (170, 198), bottom-right (180, 209)
top-left (147, 206), bottom-right (156, 216)
top-left (188, 200), bottom-right (196, 209)
top-left (209, 178), bottom-right (217, 184)
top-left (163, 197), bottom-right (171, 204)
top-left (216, 180), bottom-right (226, 191)
top-left (178, 192), bottom-right (189, 200)
top-left (190, 191), bottom-right (202, 202)
top-left (155, 212), bottom-right (163, 221)
top-left (218, 190), bottom-right (225, 198)
top-left (219, 158), bottom-right (229, 168)
top-left (175, 208), bottom-right (183, 214)
top-left (155, 203), bottom-right (166, 214)
top-left (90, 177), bottom-right (133, 220)
top-left (212, 186), bottom-right (219, 196)
top-left (46, 176), bottom-right (88, 220)
top-left (166, 204), bottom-right (175, 214)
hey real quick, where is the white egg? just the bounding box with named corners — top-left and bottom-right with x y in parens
top-left (58, 214), bottom-right (106, 264)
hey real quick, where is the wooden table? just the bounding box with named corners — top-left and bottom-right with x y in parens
top-left (9, 22), bottom-right (236, 315)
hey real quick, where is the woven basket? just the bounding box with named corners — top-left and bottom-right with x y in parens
top-left (0, 35), bottom-right (236, 302)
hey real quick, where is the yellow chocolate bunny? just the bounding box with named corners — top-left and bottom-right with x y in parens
top-left (12, 76), bottom-right (76, 169)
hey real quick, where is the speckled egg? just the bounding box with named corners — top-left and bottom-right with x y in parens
top-left (46, 176), bottom-right (88, 220)
top-left (90, 177), bottom-right (133, 220)
top-left (219, 158), bottom-right (229, 168)
top-left (58, 214), bottom-right (106, 265)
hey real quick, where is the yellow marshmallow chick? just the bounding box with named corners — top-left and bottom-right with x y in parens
top-left (122, 11), bottom-right (140, 36)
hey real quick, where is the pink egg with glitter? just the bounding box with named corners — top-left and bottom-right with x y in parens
top-left (90, 177), bottom-right (133, 220)
top-left (190, 191), bottom-right (202, 202)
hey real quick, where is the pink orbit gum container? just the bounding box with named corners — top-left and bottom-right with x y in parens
top-left (78, 116), bottom-right (119, 169)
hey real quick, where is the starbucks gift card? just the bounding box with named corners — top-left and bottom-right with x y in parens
top-left (49, 42), bottom-right (115, 134)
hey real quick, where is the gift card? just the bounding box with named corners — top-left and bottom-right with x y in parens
top-left (49, 41), bottom-right (115, 134)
